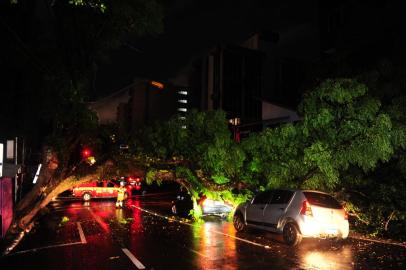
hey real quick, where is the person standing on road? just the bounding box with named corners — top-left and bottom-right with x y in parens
top-left (116, 182), bottom-right (126, 208)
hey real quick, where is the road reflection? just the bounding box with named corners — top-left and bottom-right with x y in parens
top-left (48, 197), bottom-right (403, 270)
top-left (130, 199), bottom-right (142, 232)
top-left (297, 241), bottom-right (354, 270)
top-left (190, 218), bottom-right (355, 269)
top-left (192, 220), bottom-right (237, 270)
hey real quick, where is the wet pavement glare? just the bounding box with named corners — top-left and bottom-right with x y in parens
top-left (1, 193), bottom-right (405, 269)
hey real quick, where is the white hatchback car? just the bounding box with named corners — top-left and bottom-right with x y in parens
top-left (233, 189), bottom-right (349, 246)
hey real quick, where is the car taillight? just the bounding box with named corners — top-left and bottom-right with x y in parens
top-left (300, 200), bottom-right (313, 216)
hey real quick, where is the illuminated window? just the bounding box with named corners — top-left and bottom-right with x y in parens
top-left (178, 99), bottom-right (188, 104)
top-left (181, 125), bottom-right (187, 129)
top-left (179, 116), bottom-right (186, 120)
top-left (178, 108), bottom-right (187, 112)
top-left (178, 91), bottom-right (188, 95)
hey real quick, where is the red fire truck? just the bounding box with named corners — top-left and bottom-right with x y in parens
top-left (72, 177), bottom-right (142, 201)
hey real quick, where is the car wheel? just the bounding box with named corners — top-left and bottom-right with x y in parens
top-left (283, 223), bottom-right (302, 246)
top-left (83, 193), bottom-right (91, 201)
top-left (233, 213), bottom-right (246, 232)
top-left (171, 205), bottom-right (177, 215)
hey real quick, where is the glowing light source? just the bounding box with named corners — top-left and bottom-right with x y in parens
top-left (228, 118), bottom-right (241, 126)
top-left (32, 164), bottom-right (42, 184)
top-left (178, 99), bottom-right (188, 104)
top-left (150, 81), bottom-right (164, 89)
top-left (301, 247), bottom-right (353, 270)
top-left (81, 147), bottom-right (96, 165)
top-left (87, 156), bottom-right (96, 165)
top-left (178, 91), bottom-right (188, 95)
top-left (82, 148), bottom-right (92, 158)
top-left (178, 108), bottom-right (187, 112)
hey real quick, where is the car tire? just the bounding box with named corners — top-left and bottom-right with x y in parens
top-left (83, 193), bottom-right (91, 201)
top-left (283, 223), bottom-right (302, 246)
top-left (171, 205), bottom-right (177, 215)
top-left (233, 213), bottom-right (246, 232)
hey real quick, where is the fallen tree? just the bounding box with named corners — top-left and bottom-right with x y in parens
top-left (3, 79), bottom-right (406, 255)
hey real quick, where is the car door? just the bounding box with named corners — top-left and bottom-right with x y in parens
top-left (245, 190), bottom-right (273, 228)
top-left (262, 190), bottom-right (294, 231)
top-left (106, 180), bottom-right (118, 197)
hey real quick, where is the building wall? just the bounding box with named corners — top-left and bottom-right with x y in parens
top-left (262, 102), bottom-right (300, 123)
top-left (89, 79), bottom-right (180, 132)
top-left (129, 81), bottom-right (148, 129)
top-left (129, 80), bottom-right (179, 130)
top-left (88, 86), bottom-right (132, 125)
top-left (202, 46), bottom-right (263, 123)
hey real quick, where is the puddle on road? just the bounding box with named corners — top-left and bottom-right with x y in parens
top-left (44, 198), bottom-right (405, 270)
top-left (191, 221), bottom-right (237, 270)
top-left (297, 244), bottom-right (353, 270)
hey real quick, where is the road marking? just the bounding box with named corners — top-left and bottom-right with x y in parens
top-left (11, 241), bottom-right (83, 255)
top-left (77, 222), bottom-right (87, 244)
top-left (88, 208), bottom-right (110, 232)
top-left (207, 228), bottom-right (267, 248)
top-left (188, 248), bottom-right (209, 258)
top-left (9, 222), bottom-right (88, 256)
top-left (122, 248), bottom-right (146, 269)
top-left (130, 205), bottom-right (270, 249)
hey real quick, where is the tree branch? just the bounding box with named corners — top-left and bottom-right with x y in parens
top-left (384, 210), bottom-right (396, 231)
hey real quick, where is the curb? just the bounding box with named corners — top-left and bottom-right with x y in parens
top-left (349, 232), bottom-right (406, 248)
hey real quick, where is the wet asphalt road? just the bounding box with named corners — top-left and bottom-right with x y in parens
top-left (1, 193), bottom-right (405, 270)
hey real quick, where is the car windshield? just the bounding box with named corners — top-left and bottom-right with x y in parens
top-left (303, 192), bottom-right (342, 209)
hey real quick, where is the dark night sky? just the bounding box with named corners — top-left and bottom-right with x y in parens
top-left (2, 0), bottom-right (406, 102)
top-left (94, 0), bottom-right (406, 100)
top-left (94, 0), bottom-right (309, 98)
top-left (1, 0), bottom-right (406, 146)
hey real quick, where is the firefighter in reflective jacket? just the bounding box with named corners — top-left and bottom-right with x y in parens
top-left (116, 183), bottom-right (126, 208)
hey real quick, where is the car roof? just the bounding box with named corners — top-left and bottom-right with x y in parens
top-left (300, 189), bottom-right (331, 195)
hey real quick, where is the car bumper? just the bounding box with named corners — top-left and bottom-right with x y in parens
top-left (202, 205), bottom-right (233, 216)
top-left (298, 216), bottom-right (349, 239)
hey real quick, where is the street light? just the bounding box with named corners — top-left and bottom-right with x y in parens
top-left (81, 147), bottom-right (96, 165)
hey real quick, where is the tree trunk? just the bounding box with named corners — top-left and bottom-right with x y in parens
top-left (1, 148), bottom-right (111, 255)
top-left (16, 174), bottom-right (99, 229)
